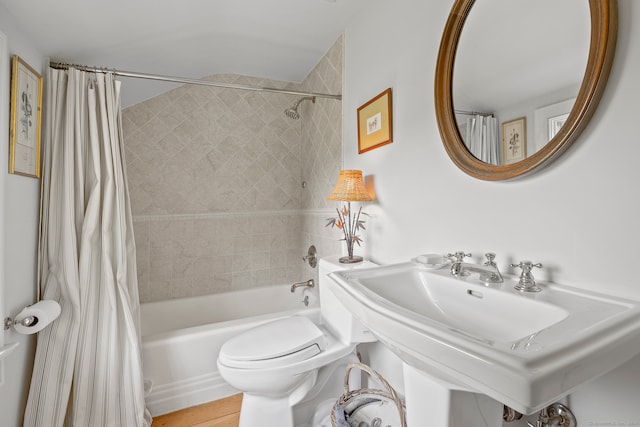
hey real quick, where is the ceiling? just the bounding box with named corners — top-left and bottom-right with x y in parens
top-left (1, 0), bottom-right (369, 105)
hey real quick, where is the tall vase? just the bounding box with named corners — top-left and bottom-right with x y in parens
top-left (339, 202), bottom-right (363, 264)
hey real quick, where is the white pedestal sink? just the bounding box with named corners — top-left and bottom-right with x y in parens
top-left (403, 363), bottom-right (503, 427)
top-left (327, 261), bottom-right (640, 415)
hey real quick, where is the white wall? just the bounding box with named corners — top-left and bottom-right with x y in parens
top-left (344, 0), bottom-right (640, 424)
top-left (0, 5), bottom-right (44, 426)
top-left (2, 0), bottom-right (639, 424)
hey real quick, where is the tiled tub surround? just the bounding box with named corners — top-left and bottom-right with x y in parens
top-left (123, 37), bottom-right (343, 217)
top-left (124, 37), bottom-right (344, 302)
top-left (122, 77), bottom-right (305, 216)
top-left (300, 36), bottom-right (344, 211)
top-left (134, 211), bottom-right (341, 303)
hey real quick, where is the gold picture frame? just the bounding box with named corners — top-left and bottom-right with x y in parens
top-left (9, 55), bottom-right (43, 178)
top-left (357, 88), bottom-right (393, 154)
top-left (502, 117), bottom-right (526, 165)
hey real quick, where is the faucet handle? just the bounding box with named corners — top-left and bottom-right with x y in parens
top-left (510, 261), bottom-right (542, 292)
top-left (510, 261), bottom-right (542, 270)
top-left (447, 251), bottom-right (471, 263)
top-left (302, 245), bottom-right (317, 268)
top-left (484, 252), bottom-right (497, 265)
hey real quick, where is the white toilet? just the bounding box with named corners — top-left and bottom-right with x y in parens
top-left (216, 257), bottom-right (376, 427)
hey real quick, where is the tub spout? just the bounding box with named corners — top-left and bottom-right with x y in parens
top-left (290, 279), bottom-right (314, 293)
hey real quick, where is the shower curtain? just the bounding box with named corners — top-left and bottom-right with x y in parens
top-left (464, 114), bottom-right (501, 165)
top-left (24, 67), bottom-right (151, 427)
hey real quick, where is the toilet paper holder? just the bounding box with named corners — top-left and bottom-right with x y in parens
top-left (4, 300), bottom-right (61, 333)
top-left (4, 314), bottom-right (39, 330)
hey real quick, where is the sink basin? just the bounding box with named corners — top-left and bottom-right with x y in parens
top-left (328, 262), bottom-right (640, 414)
top-left (352, 265), bottom-right (569, 343)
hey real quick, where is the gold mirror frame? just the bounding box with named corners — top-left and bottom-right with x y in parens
top-left (435, 0), bottom-right (618, 181)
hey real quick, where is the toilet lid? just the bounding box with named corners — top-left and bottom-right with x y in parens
top-left (219, 316), bottom-right (327, 369)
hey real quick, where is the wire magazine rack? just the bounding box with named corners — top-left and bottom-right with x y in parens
top-left (331, 362), bottom-right (406, 427)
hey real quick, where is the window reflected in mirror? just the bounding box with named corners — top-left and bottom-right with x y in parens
top-left (452, 0), bottom-right (589, 166)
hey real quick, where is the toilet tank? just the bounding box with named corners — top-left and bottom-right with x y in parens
top-left (319, 257), bottom-right (378, 344)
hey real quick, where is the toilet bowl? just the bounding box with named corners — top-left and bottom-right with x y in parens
top-left (217, 315), bottom-right (356, 427)
top-left (217, 257), bottom-right (376, 427)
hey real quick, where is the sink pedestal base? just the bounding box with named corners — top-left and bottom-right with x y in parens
top-left (403, 364), bottom-right (503, 427)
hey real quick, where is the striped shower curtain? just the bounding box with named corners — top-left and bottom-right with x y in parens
top-left (464, 114), bottom-right (501, 165)
top-left (24, 67), bottom-right (151, 427)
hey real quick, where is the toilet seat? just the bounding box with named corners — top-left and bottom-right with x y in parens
top-left (219, 316), bottom-right (328, 369)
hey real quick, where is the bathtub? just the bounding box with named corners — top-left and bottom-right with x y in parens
top-left (141, 284), bottom-right (319, 416)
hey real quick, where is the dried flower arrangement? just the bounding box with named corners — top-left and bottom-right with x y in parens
top-left (326, 203), bottom-right (367, 263)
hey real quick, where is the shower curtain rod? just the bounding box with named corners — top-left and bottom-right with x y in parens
top-left (455, 109), bottom-right (494, 117)
top-left (49, 61), bottom-right (342, 100)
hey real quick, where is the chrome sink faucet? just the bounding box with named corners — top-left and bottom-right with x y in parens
top-left (448, 252), bottom-right (504, 284)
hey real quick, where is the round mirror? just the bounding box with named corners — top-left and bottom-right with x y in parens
top-left (435, 0), bottom-right (618, 180)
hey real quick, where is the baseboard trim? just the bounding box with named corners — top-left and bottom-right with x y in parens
top-left (145, 371), bottom-right (239, 416)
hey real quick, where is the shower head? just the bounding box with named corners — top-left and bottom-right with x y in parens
top-left (284, 106), bottom-right (301, 120)
top-left (284, 96), bottom-right (316, 120)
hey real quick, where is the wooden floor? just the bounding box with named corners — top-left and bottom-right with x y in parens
top-left (151, 394), bottom-right (242, 427)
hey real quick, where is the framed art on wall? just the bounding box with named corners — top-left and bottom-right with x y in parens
top-left (502, 117), bottom-right (526, 165)
top-left (357, 88), bottom-right (393, 154)
top-left (9, 55), bottom-right (43, 178)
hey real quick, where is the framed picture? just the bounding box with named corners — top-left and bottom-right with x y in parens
top-left (357, 88), bottom-right (392, 154)
top-left (502, 117), bottom-right (526, 165)
top-left (9, 55), bottom-right (43, 178)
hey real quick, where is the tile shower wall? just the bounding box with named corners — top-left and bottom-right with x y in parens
top-left (124, 37), bottom-right (343, 302)
top-left (123, 75), bottom-right (303, 215)
top-left (132, 213), bottom-right (306, 302)
top-left (300, 36), bottom-right (345, 280)
top-left (301, 35), bottom-right (344, 210)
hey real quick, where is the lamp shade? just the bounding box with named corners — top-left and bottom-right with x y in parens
top-left (327, 170), bottom-right (373, 202)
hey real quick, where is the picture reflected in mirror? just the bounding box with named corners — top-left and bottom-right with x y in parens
top-left (452, 0), bottom-right (589, 165)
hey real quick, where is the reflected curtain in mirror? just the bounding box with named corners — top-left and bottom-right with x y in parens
top-left (434, 0), bottom-right (618, 180)
top-left (460, 113), bottom-right (500, 165)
